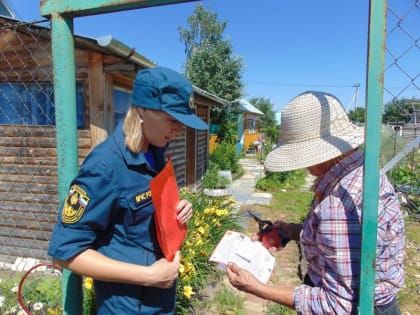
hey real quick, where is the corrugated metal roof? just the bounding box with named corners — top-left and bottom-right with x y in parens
top-left (237, 99), bottom-right (264, 115)
top-left (0, 15), bottom-right (228, 108)
top-left (0, 0), bottom-right (15, 18)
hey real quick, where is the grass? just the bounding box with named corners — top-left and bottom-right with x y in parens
top-left (214, 284), bottom-right (246, 315)
top-left (264, 302), bottom-right (295, 315)
top-left (269, 189), bottom-right (313, 222)
top-left (397, 220), bottom-right (420, 314)
top-left (0, 268), bottom-right (62, 314)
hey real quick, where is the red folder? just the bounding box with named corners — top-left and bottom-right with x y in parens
top-left (150, 157), bottom-right (187, 261)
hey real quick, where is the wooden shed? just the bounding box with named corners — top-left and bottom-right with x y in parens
top-left (0, 16), bottom-right (225, 262)
top-left (236, 99), bottom-right (264, 154)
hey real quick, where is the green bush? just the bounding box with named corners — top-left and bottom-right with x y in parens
top-left (388, 164), bottom-right (417, 186)
top-left (210, 142), bottom-right (239, 173)
top-left (201, 164), bottom-right (230, 189)
top-left (256, 170), bottom-right (307, 191)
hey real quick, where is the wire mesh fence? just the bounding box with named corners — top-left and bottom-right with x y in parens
top-left (0, 18), bottom-right (67, 314)
top-left (384, 0), bottom-right (419, 216)
top-left (0, 1), bottom-right (418, 314)
top-left (384, 2), bottom-right (419, 314)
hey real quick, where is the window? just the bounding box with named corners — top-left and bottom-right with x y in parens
top-left (113, 87), bottom-right (132, 126)
top-left (248, 119), bottom-right (256, 134)
top-left (0, 82), bottom-right (85, 127)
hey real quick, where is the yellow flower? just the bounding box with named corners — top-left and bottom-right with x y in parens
top-left (184, 262), bottom-right (196, 275)
top-left (183, 285), bottom-right (195, 299)
top-left (215, 209), bottom-right (229, 216)
top-left (179, 264), bottom-right (185, 274)
top-left (83, 277), bottom-right (94, 290)
top-left (47, 308), bottom-right (59, 315)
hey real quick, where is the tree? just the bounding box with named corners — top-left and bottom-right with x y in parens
top-left (348, 107), bottom-right (365, 123)
top-left (178, 4), bottom-right (244, 124)
top-left (249, 97), bottom-right (279, 144)
top-left (383, 98), bottom-right (412, 123)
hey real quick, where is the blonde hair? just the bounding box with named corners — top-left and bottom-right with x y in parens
top-left (123, 105), bottom-right (143, 153)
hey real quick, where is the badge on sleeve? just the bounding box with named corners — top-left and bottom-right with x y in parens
top-left (62, 185), bottom-right (90, 224)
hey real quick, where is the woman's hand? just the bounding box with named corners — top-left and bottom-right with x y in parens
top-left (176, 199), bottom-right (193, 224)
top-left (148, 251), bottom-right (181, 288)
top-left (226, 262), bottom-right (262, 294)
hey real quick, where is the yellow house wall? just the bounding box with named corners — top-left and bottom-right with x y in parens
top-left (209, 134), bottom-right (219, 154)
top-left (243, 118), bottom-right (261, 151)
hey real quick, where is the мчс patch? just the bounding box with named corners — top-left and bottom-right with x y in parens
top-left (62, 185), bottom-right (90, 224)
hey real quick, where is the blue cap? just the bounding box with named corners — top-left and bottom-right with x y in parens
top-left (131, 67), bottom-right (208, 130)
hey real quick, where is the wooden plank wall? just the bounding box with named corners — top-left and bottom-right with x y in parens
top-left (196, 105), bottom-right (209, 188)
top-left (0, 125), bottom-right (91, 261)
top-left (166, 134), bottom-right (187, 188)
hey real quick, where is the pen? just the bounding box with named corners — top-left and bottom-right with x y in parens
top-left (234, 253), bottom-right (251, 263)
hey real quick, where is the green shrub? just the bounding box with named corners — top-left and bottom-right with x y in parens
top-left (256, 170), bottom-right (307, 191)
top-left (388, 164), bottom-right (418, 186)
top-left (210, 142), bottom-right (239, 173)
top-left (388, 155), bottom-right (420, 217)
top-left (202, 162), bottom-right (231, 189)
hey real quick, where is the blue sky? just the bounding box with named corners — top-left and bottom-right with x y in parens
top-left (6, 0), bottom-right (419, 112)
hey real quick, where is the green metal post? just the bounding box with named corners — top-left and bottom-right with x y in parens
top-left (358, 0), bottom-right (387, 314)
top-left (40, 0), bottom-right (198, 17)
top-left (50, 13), bottom-right (83, 315)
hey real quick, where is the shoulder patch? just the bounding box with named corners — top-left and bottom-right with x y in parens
top-left (62, 185), bottom-right (90, 224)
top-left (134, 189), bottom-right (152, 206)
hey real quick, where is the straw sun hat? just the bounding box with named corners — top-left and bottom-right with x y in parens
top-left (264, 91), bottom-right (364, 172)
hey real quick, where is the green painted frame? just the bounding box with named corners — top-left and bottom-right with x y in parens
top-left (40, 1), bottom-right (197, 314)
top-left (40, 0), bottom-right (387, 313)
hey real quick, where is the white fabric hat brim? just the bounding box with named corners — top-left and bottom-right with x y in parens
top-left (264, 125), bottom-right (364, 172)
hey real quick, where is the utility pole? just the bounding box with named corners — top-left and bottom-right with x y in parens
top-left (353, 82), bottom-right (360, 110)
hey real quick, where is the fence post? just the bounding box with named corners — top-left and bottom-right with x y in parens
top-left (358, 0), bottom-right (387, 314)
top-left (50, 14), bottom-right (83, 315)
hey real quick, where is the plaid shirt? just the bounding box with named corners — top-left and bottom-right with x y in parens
top-left (294, 150), bottom-right (405, 315)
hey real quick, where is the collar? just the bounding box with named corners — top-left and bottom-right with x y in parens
top-left (112, 123), bottom-right (167, 171)
top-left (112, 123), bottom-right (148, 166)
top-left (313, 149), bottom-right (364, 202)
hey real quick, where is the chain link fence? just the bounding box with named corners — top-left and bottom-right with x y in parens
top-left (0, 18), bottom-right (66, 313)
top-left (384, 1), bottom-right (419, 314)
top-left (384, 0), bottom-right (419, 215)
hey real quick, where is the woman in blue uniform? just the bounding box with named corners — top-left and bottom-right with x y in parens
top-left (48, 67), bottom-right (208, 314)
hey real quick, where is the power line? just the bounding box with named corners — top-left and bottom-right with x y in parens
top-left (245, 80), bottom-right (355, 88)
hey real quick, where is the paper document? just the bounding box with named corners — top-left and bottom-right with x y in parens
top-left (209, 230), bottom-right (276, 284)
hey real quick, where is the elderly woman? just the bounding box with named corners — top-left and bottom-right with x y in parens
top-left (227, 91), bottom-right (404, 315)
